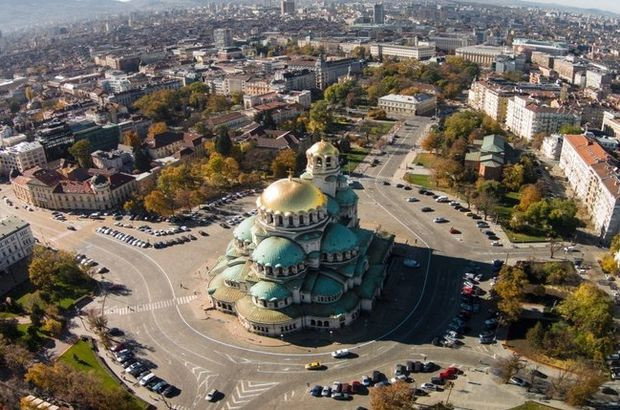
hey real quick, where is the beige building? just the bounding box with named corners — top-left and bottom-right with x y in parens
top-left (378, 93), bottom-right (437, 116)
top-left (455, 45), bottom-right (513, 68)
top-left (0, 141), bottom-right (47, 176)
top-left (12, 168), bottom-right (137, 211)
top-left (602, 111), bottom-right (620, 137)
top-left (559, 134), bottom-right (620, 242)
top-left (468, 80), bottom-right (513, 124)
top-left (369, 43), bottom-right (436, 60)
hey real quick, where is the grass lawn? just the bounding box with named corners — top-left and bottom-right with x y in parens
top-left (9, 280), bottom-right (93, 313)
top-left (0, 312), bottom-right (18, 319)
top-left (509, 402), bottom-right (560, 410)
top-left (59, 340), bottom-right (149, 409)
top-left (359, 120), bottom-right (395, 142)
top-left (342, 146), bottom-right (370, 173)
top-left (412, 152), bottom-right (438, 168)
top-left (497, 191), bottom-right (549, 243)
top-left (404, 173), bottom-right (433, 188)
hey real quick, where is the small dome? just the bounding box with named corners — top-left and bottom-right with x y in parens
top-left (258, 178), bottom-right (326, 213)
top-left (91, 175), bottom-right (108, 186)
top-left (321, 223), bottom-right (358, 253)
top-left (307, 140), bottom-right (339, 157)
top-left (233, 215), bottom-right (256, 243)
top-left (252, 236), bottom-right (305, 268)
top-left (250, 281), bottom-right (291, 301)
top-left (312, 274), bottom-right (344, 298)
top-left (326, 195), bottom-right (341, 216)
top-left (221, 264), bottom-right (246, 283)
top-left (336, 187), bottom-right (358, 206)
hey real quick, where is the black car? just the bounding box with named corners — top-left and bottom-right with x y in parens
top-left (406, 361), bottom-right (415, 373)
top-left (422, 362), bottom-right (436, 372)
top-left (371, 370), bottom-right (383, 383)
top-left (414, 361), bottom-right (423, 372)
top-left (403, 186), bottom-right (412, 190)
top-left (418, 188), bottom-right (427, 194)
top-left (108, 327), bottom-right (124, 337)
top-left (162, 385), bottom-right (177, 397)
top-left (382, 181), bottom-right (390, 186)
top-left (421, 207), bottom-right (433, 212)
top-left (431, 376), bottom-right (445, 385)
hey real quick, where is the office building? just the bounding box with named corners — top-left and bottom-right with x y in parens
top-left (34, 122), bottom-right (74, 162)
top-left (280, 0), bottom-right (295, 16)
top-left (315, 56), bottom-right (362, 90)
top-left (373, 3), bottom-right (385, 25)
top-left (512, 38), bottom-right (569, 56)
top-left (455, 45), bottom-right (513, 68)
top-left (214, 28), bottom-right (233, 49)
top-left (72, 122), bottom-right (121, 152)
top-left (369, 43), bottom-right (436, 60)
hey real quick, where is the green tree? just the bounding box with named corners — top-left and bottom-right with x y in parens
top-left (68, 139), bottom-right (93, 168)
top-left (494, 265), bottom-right (528, 322)
top-left (143, 190), bottom-right (174, 216)
top-left (307, 100), bottom-right (333, 136)
top-left (215, 126), bottom-right (232, 156)
top-left (502, 164), bottom-right (524, 191)
top-left (559, 124), bottom-right (582, 134)
top-left (133, 147), bottom-right (151, 172)
top-left (271, 149), bottom-right (297, 178)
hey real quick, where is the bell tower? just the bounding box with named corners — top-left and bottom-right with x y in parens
top-left (305, 140), bottom-right (340, 197)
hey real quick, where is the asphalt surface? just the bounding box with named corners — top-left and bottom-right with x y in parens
top-left (0, 117), bottom-right (603, 410)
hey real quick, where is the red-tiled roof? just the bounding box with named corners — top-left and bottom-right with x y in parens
top-left (564, 134), bottom-right (609, 166)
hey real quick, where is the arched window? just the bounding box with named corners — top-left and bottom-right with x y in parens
top-left (299, 214), bottom-right (304, 225)
top-left (323, 320), bottom-right (329, 327)
top-left (276, 215), bottom-right (283, 226)
top-left (288, 215), bottom-right (294, 226)
top-left (309, 213), bottom-right (313, 223)
top-left (310, 319), bottom-right (316, 326)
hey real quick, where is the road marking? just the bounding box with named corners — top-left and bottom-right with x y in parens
top-left (104, 294), bottom-right (197, 316)
top-left (222, 380), bottom-right (279, 410)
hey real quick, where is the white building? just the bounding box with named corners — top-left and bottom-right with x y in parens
top-left (378, 93), bottom-right (437, 116)
top-left (0, 216), bottom-right (34, 295)
top-left (505, 96), bottom-right (580, 140)
top-left (559, 134), bottom-right (620, 242)
top-left (369, 43), bottom-right (436, 60)
top-left (455, 45), bottom-right (513, 68)
top-left (602, 111), bottom-right (620, 138)
top-left (0, 141), bottom-right (47, 176)
top-left (541, 134), bottom-right (564, 160)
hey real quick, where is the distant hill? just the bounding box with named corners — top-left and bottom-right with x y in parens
top-left (459, 0), bottom-right (619, 17)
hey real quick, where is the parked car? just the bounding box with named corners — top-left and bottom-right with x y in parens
top-left (206, 389), bottom-right (221, 401)
top-left (331, 349), bottom-right (350, 358)
top-left (509, 376), bottom-right (529, 387)
top-left (305, 362), bottom-right (323, 370)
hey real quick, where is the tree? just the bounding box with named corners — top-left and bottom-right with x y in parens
top-left (144, 190), bottom-right (174, 216)
top-left (254, 111), bottom-right (276, 129)
top-left (271, 149), bottom-right (297, 178)
top-left (231, 92), bottom-right (244, 106)
top-left (368, 108), bottom-right (387, 120)
top-left (420, 130), bottom-right (442, 154)
top-left (526, 322), bottom-right (546, 349)
top-left (133, 146), bottom-right (151, 172)
top-left (565, 368), bottom-right (605, 406)
top-left (68, 139), bottom-right (93, 168)
top-left (41, 318), bottom-right (63, 337)
top-left (369, 381), bottom-right (415, 410)
top-left (494, 265), bottom-right (528, 322)
top-left (600, 254), bottom-right (618, 275)
top-left (215, 126), bottom-right (232, 156)
top-left (134, 89), bottom-right (179, 121)
top-left (205, 94), bottom-right (231, 114)
top-left (25, 86), bottom-right (34, 101)
top-left (523, 198), bottom-right (580, 238)
top-left (123, 131), bottom-right (141, 149)
top-left (28, 246), bottom-right (90, 292)
top-left (85, 309), bottom-right (108, 334)
top-left (518, 184), bottom-right (542, 211)
top-left (559, 124), bottom-right (582, 135)
top-left (531, 132), bottom-right (546, 150)
top-left (29, 304), bottom-right (44, 328)
top-left (502, 164), bottom-right (524, 191)
top-left (307, 100), bottom-right (333, 136)
top-left (432, 158), bottom-right (463, 188)
top-left (494, 353), bottom-right (525, 383)
top-left (557, 283), bottom-right (614, 345)
top-left (147, 122), bottom-right (168, 138)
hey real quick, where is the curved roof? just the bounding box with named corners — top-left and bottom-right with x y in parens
top-left (207, 274), bottom-right (245, 303)
top-left (312, 274), bottom-right (344, 298)
top-left (233, 215), bottom-right (256, 243)
top-left (326, 195), bottom-right (341, 216)
top-left (236, 296), bottom-right (300, 324)
top-left (307, 140), bottom-right (339, 157)
top-left (258, 178), bottom-right (326, 213)
top-left (321, 223), bottom-right (358, 254)
top-left (250, 280), bottom-right (292, 301)
top-left (336, 187), bottom-right (358, 206)
top-left (221, 263), bottom-right (246, 283)
top-left (252, 236), bottom-right (305, 267)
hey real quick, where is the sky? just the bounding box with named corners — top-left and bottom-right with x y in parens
top-left (525, 0), bottom-right (620, 14)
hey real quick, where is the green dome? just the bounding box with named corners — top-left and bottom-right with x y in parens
top-left (313, 274), bottom-right (344, 298)
top-left (233, 215), bottom-right (256, 243)
top-left (250, 281), bottom-right (291, 301)
top-left (252, 236), bottom-right (305, 268)
top-left (326, 195), bottom-right (341, 216)
top-left (221, 264), bottom-right (246, 283)
top-left (336, 187), bottom-right (358, 206)
top-left (321, 223), bottom-right (358, 253)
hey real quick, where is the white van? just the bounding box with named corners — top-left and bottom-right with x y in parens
top-left (139, 372), bottom-right (155, 386)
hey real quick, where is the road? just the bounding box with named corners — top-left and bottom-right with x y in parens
top-left (0, 116), bottom-right (600, 410)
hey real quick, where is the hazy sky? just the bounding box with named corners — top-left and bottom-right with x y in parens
top-left (527, 0), bottom-right (620, 13)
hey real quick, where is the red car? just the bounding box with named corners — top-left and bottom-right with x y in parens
top-left (351, 381), bottom-right (362, 393)
top-left (110, 342), bottom-right (127, 352)
top-left (341, 383), bottom-right (352, 394)
top-left (446, 367), bottom-right (459, 375)
top-left (439, 371), bottom-right (455, 380)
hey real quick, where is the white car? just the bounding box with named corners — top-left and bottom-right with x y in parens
top-left (331, 349), bottom-right (350, 358)
top-left (139, 373), bottom-right (155, 386)
top-left (421, 382), bottom-right (438, 391)
top-left (433, 217), bottom-right (447, 223)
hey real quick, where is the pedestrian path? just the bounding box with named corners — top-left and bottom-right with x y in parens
top-left (104, 294), bottom-right (198, 316)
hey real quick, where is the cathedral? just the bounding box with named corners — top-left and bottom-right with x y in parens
top-left (206, 140), bottom-right (393, 337)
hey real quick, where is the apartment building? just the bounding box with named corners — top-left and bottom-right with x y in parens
top-left (0, 216), bottom-right (34, 295)
top-left (559, 134), bottom-right (620, 242)
top-left (505, 96), bottom-right (580, 140)
top-left (602, 111), bottom-right (620, 137)
top-left (369, 43), bottom-right (436, 60)
top-left (0, 141), bottom-right (47, 176)
top-left (468, 80), bottom-right (513, 124)
top-left (214, 28), bottom-right (233, 49)
top-left (378, 94), bottom-right (437, 116)
top-left (541, 134), bottom-right (564, 160)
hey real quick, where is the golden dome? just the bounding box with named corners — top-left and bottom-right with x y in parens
top-left (307, 140), bottom-right (339, 157)
top-left (258, 178), bottom-right (326, 213)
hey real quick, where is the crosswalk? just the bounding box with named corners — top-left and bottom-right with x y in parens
top-left (223, 380), bottom-right (279, 410)
top-left (104, 294), bottom-right (198, 316)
